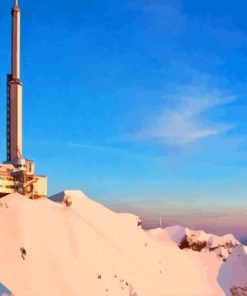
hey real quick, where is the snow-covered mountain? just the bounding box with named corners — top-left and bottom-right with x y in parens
top-left (148, 226), bottom-right (247, 296)
top-left (0, 190), bottom-right (246, 295)
top-left (148, 225), bottom-right (239, 259)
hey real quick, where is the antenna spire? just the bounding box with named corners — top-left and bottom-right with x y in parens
top-left (7, 0), bottom-right (22, 161)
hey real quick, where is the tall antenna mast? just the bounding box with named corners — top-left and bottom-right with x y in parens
top-left (0, 0), bottom-right (48, 200)
top-left (12, 0), bottom-right (20, 79)
top-left (7, 0), bottom-right (22, 161)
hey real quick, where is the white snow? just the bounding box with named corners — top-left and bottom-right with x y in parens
top-left (148, 224), bottom-right (246, 296)
top-left (217, 244), bottom-right (247, 296)
top-left (0, 191), bottom-right (244, 295)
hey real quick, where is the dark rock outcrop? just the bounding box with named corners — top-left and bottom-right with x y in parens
top-left (179, 235), bottom-right (207, 252)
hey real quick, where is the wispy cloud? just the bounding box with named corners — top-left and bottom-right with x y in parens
top-left (134, 91), bottom-right (235, 147)
top-left (68, 142), bottom-right (156, 161)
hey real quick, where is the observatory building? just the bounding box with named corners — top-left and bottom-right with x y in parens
top-left (0, 0), bottom-right (47, 198)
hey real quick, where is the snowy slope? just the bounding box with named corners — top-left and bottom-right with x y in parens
top-left (0, 191), bottom-right (242, 295)
top-left (218, 244), bottom-right (247, 296)
top-left (148, 225), bottom-right (247, 296)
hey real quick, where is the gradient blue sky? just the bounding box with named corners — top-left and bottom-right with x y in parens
top-left (1, 0), bottom-right (247, 236)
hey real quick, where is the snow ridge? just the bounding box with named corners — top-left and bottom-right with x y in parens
top-left (0, 191), bottom-right (246, 296)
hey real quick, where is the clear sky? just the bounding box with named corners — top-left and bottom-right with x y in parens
top-left (1, 0), bottom-right (247, 237)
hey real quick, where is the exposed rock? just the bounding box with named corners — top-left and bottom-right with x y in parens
top-left (178, 232), bottom-right (238, 259)
top-left (137, 216), bottom-right (142, 227)
top-left (230, 285), bottom-right (247, 296)
top-left (20, 247), bottom-right (26, 260)
top-left (64, 196), bottom-right (72, 207)
top-left (179, 235), bottom-right (207, 252)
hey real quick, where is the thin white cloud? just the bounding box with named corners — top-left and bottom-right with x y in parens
top-left (68, 142), bottom-right (156, 161)
top-left (135, 93), bottom-right (234, 147)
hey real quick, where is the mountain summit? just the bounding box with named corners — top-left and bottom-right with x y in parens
top-left (0, 191), bottom-right (246, 296)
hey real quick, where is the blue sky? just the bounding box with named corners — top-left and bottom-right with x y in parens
top-left (1, 0), bottom-right (247, 235)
